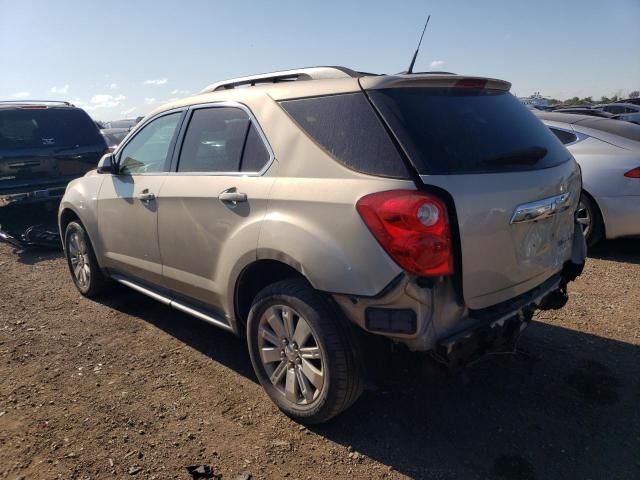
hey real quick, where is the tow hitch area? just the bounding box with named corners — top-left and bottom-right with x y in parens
top-left (438, 309), bottom-right (534, 369)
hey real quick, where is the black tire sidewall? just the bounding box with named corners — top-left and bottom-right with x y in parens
top-left (247, 283), bottom-right (355, 424)
top-left (580, 192), bottom-right (603, 247)
top-left (64, 221), bottom-right (103, 297)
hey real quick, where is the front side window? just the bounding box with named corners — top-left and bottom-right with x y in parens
top-left (118, 112), bottom-right (181, 175)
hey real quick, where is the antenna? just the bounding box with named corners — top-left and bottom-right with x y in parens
top-left (406, 15), bottom-right (430, 74)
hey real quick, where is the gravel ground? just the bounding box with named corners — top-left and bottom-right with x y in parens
top-left (0, 240), bottom-right (638, 480)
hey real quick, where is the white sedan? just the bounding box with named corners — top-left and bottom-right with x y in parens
top-left (536, 112), bottom-right (640, 246)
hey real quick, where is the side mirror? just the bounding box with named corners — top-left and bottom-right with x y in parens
top-left (97, 153), bottom-right (117, 174)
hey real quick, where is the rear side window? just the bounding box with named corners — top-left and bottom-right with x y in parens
top-left (368, 88), bottom-right (571, 174)
top-left (280, 93), bottom-right (409, 178)
top-left (178, 107), bottom-right (271, 173)
top-left (549, 128), bottom-right (578, 145)
top-left (241, 124), bottom-right (270, 172)
top-left (0, 107), bottom-right (102, 149)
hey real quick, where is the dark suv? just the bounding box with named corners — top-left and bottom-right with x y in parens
top-left (0, 101), bottom-right (107, 247)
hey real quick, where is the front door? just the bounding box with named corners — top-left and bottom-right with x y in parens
top-left (98, 111), bottom-right (183, 285)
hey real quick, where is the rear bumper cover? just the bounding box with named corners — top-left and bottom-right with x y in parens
top-left (334, 222), bottom-right (586, 361)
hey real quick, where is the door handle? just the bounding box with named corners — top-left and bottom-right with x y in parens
top-left (219, 190), bottom-right (247, 204)
top-left (138, 191), bottom-right (156, 202)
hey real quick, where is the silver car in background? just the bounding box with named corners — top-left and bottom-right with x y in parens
top-left (537, 112), bottom-right (640, 245)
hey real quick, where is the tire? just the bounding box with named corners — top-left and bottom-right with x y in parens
top-left (64, 221), bottom-right (109, 298)
top-left (246, 279), bottom-right (364, 424)
top-left (577, 192), bottom-right (603, 248)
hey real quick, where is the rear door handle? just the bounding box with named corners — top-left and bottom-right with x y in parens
top-left (138, 191), bottom-right (156, 202)
top-left (219, 189), bottom-right (247, 204)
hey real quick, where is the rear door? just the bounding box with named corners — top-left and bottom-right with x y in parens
top-left (363, 77), bottom-right (581, 309)
top-left (157, 104), bottom-right (275, 309)
top-left (97, 111), bottom-right (183, 285)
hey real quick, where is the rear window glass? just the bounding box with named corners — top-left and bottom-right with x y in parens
top-left (280, 93), bottom-right (409, 178)
top-left (0, 107), bottom-right (102, 149)
top-left (368, 88), bottom-right (571, 174)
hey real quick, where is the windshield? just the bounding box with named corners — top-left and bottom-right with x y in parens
top-left (367, 88), bottom-right (571, 174)
top-left (0, 107), bottom-right (102, 149)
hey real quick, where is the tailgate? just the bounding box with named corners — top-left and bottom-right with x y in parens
top-left (362, 74), bottom-right (582, 309)
top-left (421, 162), bottom-right (580, 309)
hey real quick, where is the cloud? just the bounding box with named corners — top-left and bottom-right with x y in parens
top-left (170, 89), bottom-right (190, 95)
top-left (121, 107), bottom-right (136, 115)
top-left (109, 83), bottom-right (118, 90)
top-left (429, 60), bottom-right (446, 69)
top-left (50, 84), bottom-right (69, 94)
top-left (11, 91), bottom-right (30, 99)
top-left (85, 94), bottom-right (126, 111)
top-left (144, 78), bottom-right (168, 86)
top-left (144, 98), bottom-right (157, 105)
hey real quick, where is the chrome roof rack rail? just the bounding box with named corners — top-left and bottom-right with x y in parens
top-left (0, 100), bottom-right (74, 107)
top-left (200, 66), bottom-right (363, 93)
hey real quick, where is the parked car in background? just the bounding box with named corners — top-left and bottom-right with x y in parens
top-left (536, 111), bottom-right (640, 246)
top-left (552, 107), bottom-right (615, 118)
top-left (104, 118), bottom-right (137, 129)
top-left (59, 67), bottom-right (585, 423)
top-left (596, 103), bottom-right (640, 125)
top-left (0, 100), bottom-right (107, 247)
top-left (100, 128), bottom-right (129, 151)
top-left (615, 97), bottom-right (640, 106)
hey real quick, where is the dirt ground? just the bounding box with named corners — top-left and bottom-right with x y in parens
top-left (0, 240), bottom-right (638, 480)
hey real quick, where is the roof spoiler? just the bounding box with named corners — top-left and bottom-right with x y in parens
top-left (360, 74), bottom-right (512, 92)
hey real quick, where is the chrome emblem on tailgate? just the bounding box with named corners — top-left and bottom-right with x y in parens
top-left (510, 192), bottom-right (572, 224)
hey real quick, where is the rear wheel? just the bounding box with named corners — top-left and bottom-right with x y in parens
top-left (576, 192), bottom-right (603, 247)
top-left (64, 221), bottom-right (109, 298)
top-left (247, 279), bottom-right (363, 424)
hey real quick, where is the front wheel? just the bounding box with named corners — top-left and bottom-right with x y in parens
top-left (64, 221), bottom-right (109, 298)
top-left (247, 279), bottom-right (364, 424)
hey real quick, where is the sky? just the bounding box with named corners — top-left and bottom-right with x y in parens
top-left (1, 0), bottom-right (639, 120)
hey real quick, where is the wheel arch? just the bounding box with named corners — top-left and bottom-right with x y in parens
top-left (233, 255), bottom-right (308, 329)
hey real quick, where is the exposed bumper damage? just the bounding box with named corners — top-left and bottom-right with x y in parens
top-left (334, 222), bottom-right (587, 367)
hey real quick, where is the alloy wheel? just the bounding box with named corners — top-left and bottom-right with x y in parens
top-left (257, 305), bottom-right (325, 406)
top-left (576, 199), bottom-right (592, 239)
top-left (68, 232), bottom-right (91, 289)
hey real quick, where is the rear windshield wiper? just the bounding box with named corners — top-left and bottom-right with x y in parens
top-left (479, 146), bottom-right (548, 167)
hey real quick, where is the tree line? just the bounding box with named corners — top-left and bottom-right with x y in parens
top-left (548, 90), bottom-right (639, 106)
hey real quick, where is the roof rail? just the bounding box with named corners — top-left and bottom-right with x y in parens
top-left (0, 100), bottom-right (74, 107)
top-left (200, 66), bottom-right (363, 93)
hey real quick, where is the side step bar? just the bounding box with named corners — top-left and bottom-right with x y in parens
top-left (112, 275), bottom-right (234, 333)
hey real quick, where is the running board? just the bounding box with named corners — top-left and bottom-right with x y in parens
top-left (112, 275), bottom-right (234, 333)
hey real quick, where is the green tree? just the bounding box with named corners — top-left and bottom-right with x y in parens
top-left (601, 96), bottom-right (611, 104)
top-left (629, 90), bottom-right (640, 99)
top-left (611, 95), bottom-right (619, 102)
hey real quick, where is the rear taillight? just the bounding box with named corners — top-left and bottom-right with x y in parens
top-left (356, 190), bottom-right (453, 276)
top-left (624, 167), bottom-right (640, 178)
